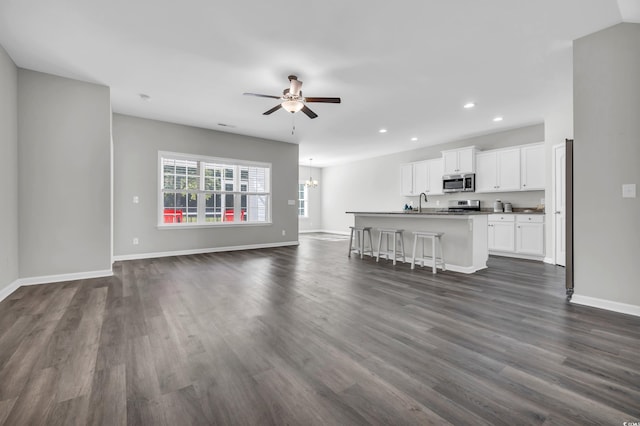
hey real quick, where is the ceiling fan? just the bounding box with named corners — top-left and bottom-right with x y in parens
top-left (243, 75), bottom-right (341, 119)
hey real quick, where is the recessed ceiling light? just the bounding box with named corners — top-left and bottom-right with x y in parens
top-left (493, 116), bottom-right (503, 122)
top-left (379, 129), bottom-right (387, 133)
top-left (463, 102), bottom-right (475, 109)
top-left (411, 137), bottom-right (418, 141)
top-left (139, 93), bottom-right (151, 101)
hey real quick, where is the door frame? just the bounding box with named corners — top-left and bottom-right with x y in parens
top-left (551, 142), bottom-right (566, 266)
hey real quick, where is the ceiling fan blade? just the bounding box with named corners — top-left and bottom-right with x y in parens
top-left (243, 92), bottom-right (281, 99)
top-left (301, 105), bottom-right (318, 119)
top-left (304, 97), bottom-right (341, 103)
top-left (263, 104), bottom-right (282, 115)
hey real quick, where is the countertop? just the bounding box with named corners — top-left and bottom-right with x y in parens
top-left (484, 209), bottom-right (545, 215)
top-left (346, 210), bottom-right (487, 216)
top-left (347, 209), bottom-right (545, 216)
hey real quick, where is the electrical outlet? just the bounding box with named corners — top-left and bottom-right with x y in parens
top-left (282, 230), bottom-right (286, 236)
top-left (540, 198), bottom-right (545, 205)
top-left (287, 200), bottom-right (295, 206)
top-left (436, 200), bottom-right (440, 206)
top-left (133, 195), bottom-right (139, 204)
top-left (133, 238), bottom-right (139, 245)
top-left (622, 184), bottom-right (637, 198)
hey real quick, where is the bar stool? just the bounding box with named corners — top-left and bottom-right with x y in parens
top-left (376, 228), bottom-right (406, 265)
top-left (348, 226), bottom-right (374, 259)
top-left (411, 231), bottom-right (446, 274)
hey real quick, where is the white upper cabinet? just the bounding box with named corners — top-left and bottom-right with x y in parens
top-left (400, 158), bottom-right (444, 196)
top-left (413, 160), bottom-right (429, 194)
top-left (427, 158), bottom-right (444, 195)
top-left (475, 148), bottom-right (520, 192)
top-left (475, 152), bottom-right (497, 193)
top-left (442, 147), bottom-right (476, 174)
top-left (405, 142), bottom-right (543, 197)
top-left (497, 148), bottom-right (521, 191)
top-left (400, 163), bottom-right (414, 196)
top-left (520, 143), bottom-right (545, 190)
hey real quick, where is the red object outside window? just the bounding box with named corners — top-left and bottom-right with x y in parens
top-left (163, 209), bottom-right (183, 223)
top-left (224, 209), bottom-right (246, 222)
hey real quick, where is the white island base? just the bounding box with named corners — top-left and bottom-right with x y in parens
top-left (348, 212), bottom-right (489, 274)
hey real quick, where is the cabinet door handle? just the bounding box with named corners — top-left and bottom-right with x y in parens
top-left (555, 211), bottom-right (561, 214)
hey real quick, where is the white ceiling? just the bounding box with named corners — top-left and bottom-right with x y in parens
top-left (0, 1), bottom-right (634, 166)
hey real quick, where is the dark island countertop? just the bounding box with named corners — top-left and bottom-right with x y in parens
top-left (347, 209), bottom-right (545, 216)
top-left (346, 210), bottom-right (488, 216)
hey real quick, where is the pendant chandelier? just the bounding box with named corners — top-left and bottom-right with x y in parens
top-left (305, 158), bottom-right (318, 188)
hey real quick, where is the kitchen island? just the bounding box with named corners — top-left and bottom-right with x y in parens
top-left (347, 211), bottom-right (489, 273)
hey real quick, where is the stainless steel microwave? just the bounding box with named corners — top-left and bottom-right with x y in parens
top-left (442, 173), bottom-right (475, 193)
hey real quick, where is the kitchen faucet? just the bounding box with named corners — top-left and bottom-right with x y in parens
top-left (419, 192), bottom-right (428, 212)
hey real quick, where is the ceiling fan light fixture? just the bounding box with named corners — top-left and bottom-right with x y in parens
top-left (282, 100), bottom-right (304, 113)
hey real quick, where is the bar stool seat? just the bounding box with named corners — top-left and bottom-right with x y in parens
top-left (348, 226), bottom-right (374, 259)
top-left (376, 228), bottom-right (406, 265)
top-left (411, 231), bottom-right (446, 273)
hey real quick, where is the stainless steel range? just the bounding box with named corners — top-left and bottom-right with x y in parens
top-left (447, 199), bottom-right (481, 212)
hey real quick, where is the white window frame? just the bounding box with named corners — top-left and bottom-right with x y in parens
top-left (158, 151), bottom-right (272, 228)
top-left (298, 182), bottom-right (308, 218)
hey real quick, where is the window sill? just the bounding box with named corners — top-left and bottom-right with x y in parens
top-left (157, 222), bottom-right (272, 230)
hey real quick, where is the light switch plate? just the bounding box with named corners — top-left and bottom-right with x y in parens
top-left (622, 184), bottom-right (636, 198)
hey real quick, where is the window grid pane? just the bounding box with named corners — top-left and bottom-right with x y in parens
top-left (298, 183), bottom-right (307, 217)
top-left (161, 155), bottom-right (270, 226)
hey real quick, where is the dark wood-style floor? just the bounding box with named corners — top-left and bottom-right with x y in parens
top-left (1, 233), bottom-right (639, 425)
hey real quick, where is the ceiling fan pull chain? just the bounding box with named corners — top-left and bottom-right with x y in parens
top-left (292, 114), bottom-right (296, 135)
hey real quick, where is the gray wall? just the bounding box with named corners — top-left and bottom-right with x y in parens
top-left (298, 165), bottom-right (322, 232)
top-left (0, 45), bottom-right (18, 294)
top-left (18, 70), bottom-right (112, 277)
top-left (321, 124), bottom-right (545, 233)
top-left (112, 114), bottom-right (299, 257)
top-left (573, 23), bottom-right (640, 307)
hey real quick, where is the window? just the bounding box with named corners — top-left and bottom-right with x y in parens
top-left (298, 183), bottom-right (308, 217)
top-left (160, 152), bottom-right (271, 226)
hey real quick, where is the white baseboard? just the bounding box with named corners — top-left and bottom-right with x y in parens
top-left (489, 251), bottom-right (545, 262)
top-left (571, 293), bottom-right (640, 318)
top-left (299, 229), bottom-right (324, 234)
top-left (543, 256), bottom-right (555, 264)
top-left (0, 269), bottom-right (114, 303)
top-left (18, 269), bottom-right (114, 286)
top-left (0, 279), bottom-right (21, 303)
top-left (318, 229), bottom-right (351, 236)
top-left (113, 241), bottom-right (300, 262)
top-left (370, 255), bottom-right (485, 275)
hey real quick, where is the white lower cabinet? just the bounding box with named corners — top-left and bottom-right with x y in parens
top-left (515, 215), bottom-right (544, 256)
top-left (488, 214), bottom-right (544, 259)
top-left (488, 215), bottom-right (515, 252)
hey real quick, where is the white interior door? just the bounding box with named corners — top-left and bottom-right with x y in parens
top-left (554, 144), bottom-right (566, 266)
